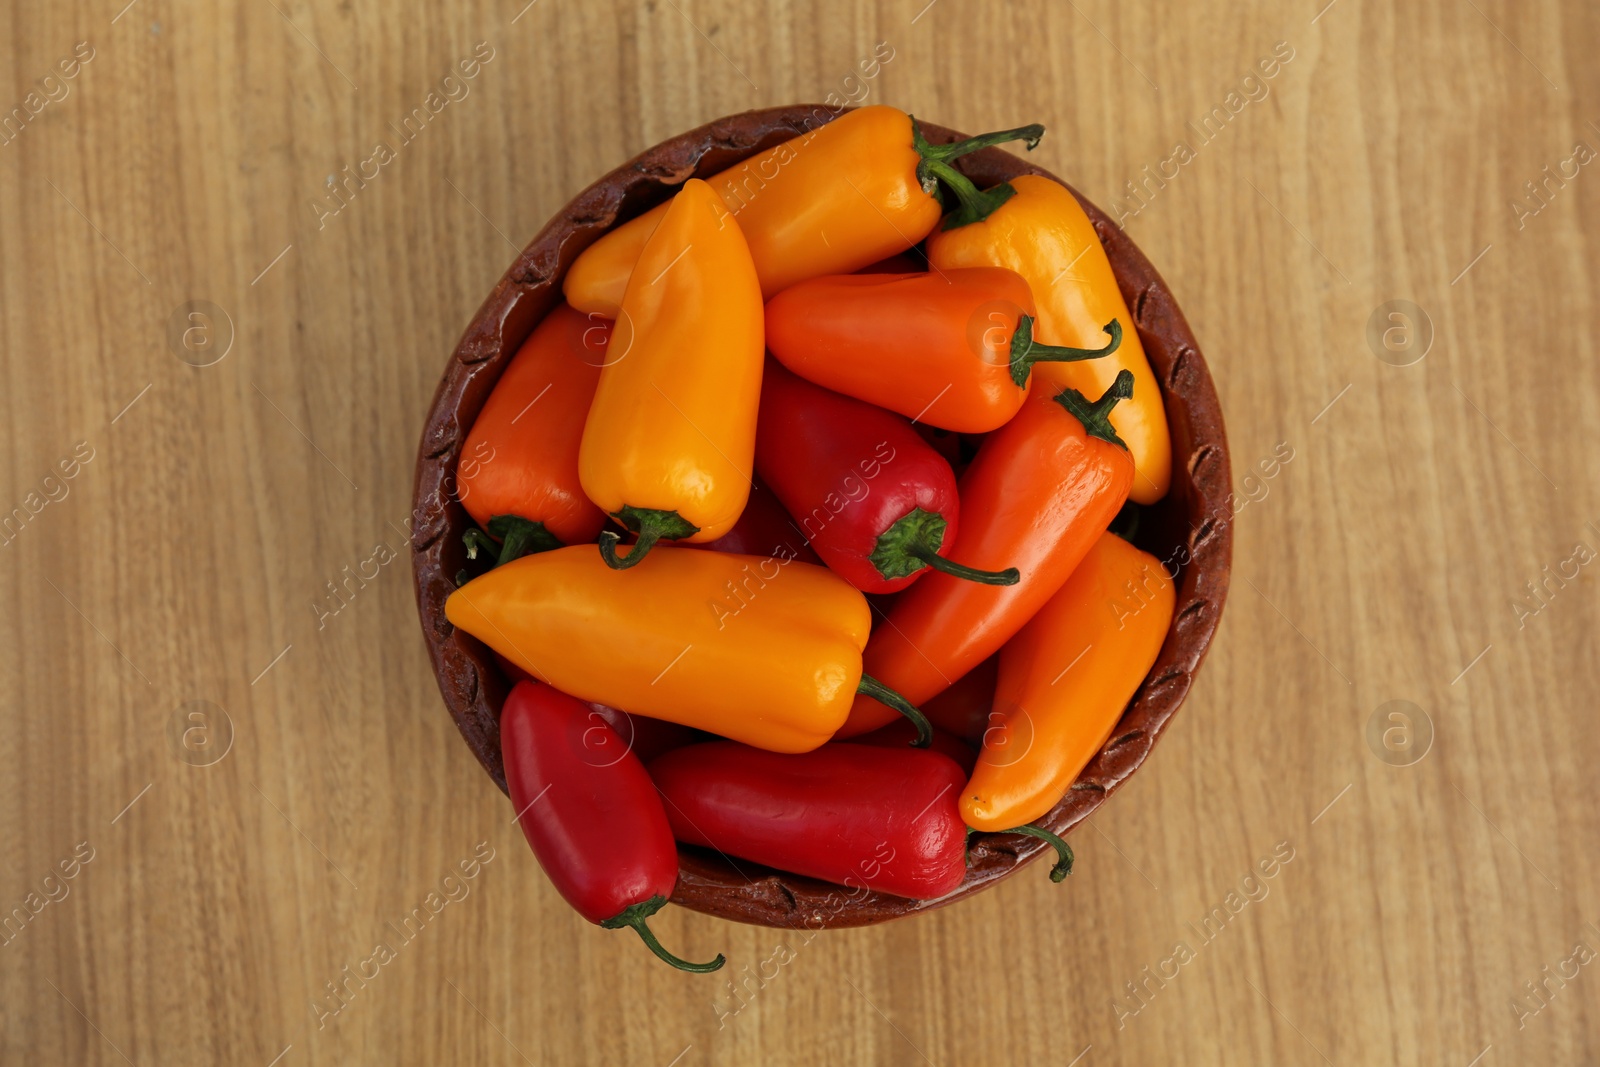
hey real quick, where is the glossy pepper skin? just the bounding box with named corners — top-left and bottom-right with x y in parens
top-left (927, 174), bottom-right (1171, 504)
top-left (755, 362), bottom-right (1019, 594)
top-left (837, 372), bottom-right (1137, 737)
top-left (649, 742), bottom-right (969, 900)
top-left (562, 107), bottom-right (1045, 315)
top-left (458, 304), bottom-right (609, 546)
top-left (578, 178), bottom-right (764, 568)
top-left (446, 545), bottom-right (931, 752)
top-left (963, 532), bottom-right (1174, 831)
top-left (765, 268), bottom-right (1122, 433)
top-left (501, 681), bottom-right (723, 972)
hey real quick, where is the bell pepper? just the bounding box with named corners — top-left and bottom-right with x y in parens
top-left (578, 178), bottom-right (764, 569)
top-left (764, 267), bottom-right (1122, 433)
top-left (926, 171), bottom-right (1172, 503)
top-left (837, 372), bottom-right (1137, 737)
top-left (963, 531), bottom-right (1175, 831)
top-left (648, 741), bottom-right (968, 900)
top-left (501, 680), bottom-right (723, 972)
top-left (562, 107), bottom-right (1045, 315)
top-left (457, 304), bottom-right (609, 550)
top-left (445, 544), bottom-right (931, 752)
top-left (692, 479), bottom-right (821, 565)
top-left (755, 361), bottom-right (1019, 593)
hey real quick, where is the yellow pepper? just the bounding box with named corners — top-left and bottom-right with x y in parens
top-left (578, 178), bottom-right (764, 567)
top-left (445, 545), bottom-right (930, 753)
top-left (926, 174), bottom-right (1172, 504)
top-left (563, 107), bottom-right (1045, 315)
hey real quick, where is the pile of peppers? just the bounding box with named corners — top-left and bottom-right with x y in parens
top-left (447, 106), bottom-right (1177, 973)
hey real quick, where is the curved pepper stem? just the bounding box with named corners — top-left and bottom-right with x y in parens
top-left (460, 516), bottom-right (563, 586)
top-left (487, 515), bottom-right (563, 562)
top-left (463, 528), bottom-right (499, 562)
top-left (911, 543), bottom-right (1021, 586)
top-left (599, 895), bottom-right (725, 973)
top-left (913, 118), bottom-right (1045, 166)
top-left (911, 118), bottom-right (1042, 230)
top-left (998, 824), bottom-right (1075, 882)
top-left (1010, 317), bottom-right (1123, 387)
top-left (598, 506), bottom-right (700, 570)
top-left (869, 507), bottom-right (1020, 587)
top-left (1052, 369), bottom-right (1135, 449)
top-left (922, 159), bottom-right (1017, 230)
top-left (856, 674), bottom-right (933, 748)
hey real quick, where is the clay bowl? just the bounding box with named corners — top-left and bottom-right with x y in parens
top-left (412, 105), bottom-right (1232, 929)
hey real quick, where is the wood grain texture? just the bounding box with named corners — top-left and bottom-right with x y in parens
top-left (1, 1), bottom-right (1595, 1064)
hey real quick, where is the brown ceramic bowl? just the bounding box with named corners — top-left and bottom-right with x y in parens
top-left (411, 105), bottom-right (1232, 929)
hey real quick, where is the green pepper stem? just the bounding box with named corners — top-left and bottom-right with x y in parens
top-left (907, 542), bottom-right (1019, 586)
top-left (909, 118), bottom-right (1043, 230)
top-left (999, 824), bottom-right (1075, 882)
top-left (597, 506), bottom-right (700, 570)
top-left (869, 506), bottom-right (1018, 586)
top-left (919, 158), bottom-right (1017, 230)
top-left (486, 514), bottom-right (564, 563)
top-left (462, 528), bottom-right (498, 562)
top-left (856, 674), bottom-right (933, 748)
top-left (914, 118), bottom-right (1045, 164)
top-left (1052, 369), bottom-right (1135, 449)
top-left (597, 530), bottom-right (651, 569)
top-left (599, 895), bottom-right (725, 973)
top-left (1010, 317), bottom-right (1123, 387)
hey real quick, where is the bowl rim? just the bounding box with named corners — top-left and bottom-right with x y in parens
top-left (410, 104), bottom-right (1233, 929)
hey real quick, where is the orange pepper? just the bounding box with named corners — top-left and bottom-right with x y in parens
top-left (764, 267), bottom-right (1122, 433)
top-left (926, 173), bottom-right (1172, 504)
top-left (837, 372), bottom-right (1136, 738)
top-left (963, 532), bottom-right (1174, 831)
top-left (563, 107), bottom-right (1045, 315)
top-left (458, 304), bottom-right (609, 548)
top-left (578, 179), bottom-right (764, 567)
top-left (444, 545), bottom-right (930, 753)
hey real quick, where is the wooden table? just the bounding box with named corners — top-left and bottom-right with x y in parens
top-left (2, 1), bottom-right (1595, 1063)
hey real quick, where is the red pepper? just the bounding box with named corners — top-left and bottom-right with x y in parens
top-left (754, 361), bottom-right (1020, 594)
top-left (648, 742), bottom-right (968, 900)
top-left (501, 681), bottom-right (724, 972)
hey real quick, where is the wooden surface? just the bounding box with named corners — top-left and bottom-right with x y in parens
top-left (1, 1), bottom-right (1596, 1064)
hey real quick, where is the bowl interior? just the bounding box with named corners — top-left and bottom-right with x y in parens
top-left (411, 105), bottom-right (1232, 929)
